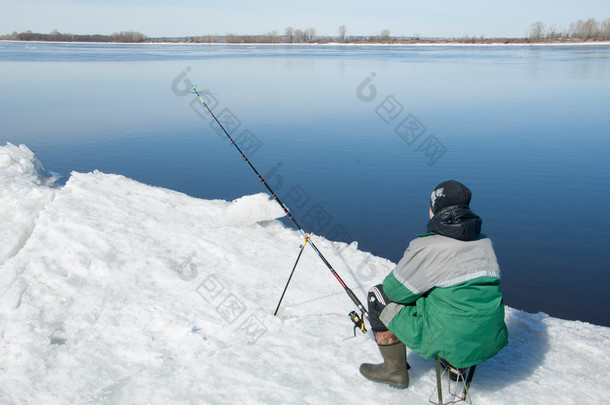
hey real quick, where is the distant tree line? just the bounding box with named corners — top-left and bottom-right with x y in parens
top-left (183, 27), bottom-right (406, 44)
top-left (2, 19), bottom-right (609, 44)
top-left (529, 18), bottom-right (610, 41)
top-left (0, 29), bottom-right (148, 42)
top-left (184, 27), bottom-right (322, 43)
top-left (0, 27), bottom-right (402, 44)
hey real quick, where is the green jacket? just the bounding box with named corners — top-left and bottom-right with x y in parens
top-left (380, 233), bottom-right (508, 368)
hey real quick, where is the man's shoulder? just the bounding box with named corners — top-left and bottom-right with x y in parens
top-left (410, 233), bottom-right (493, 250)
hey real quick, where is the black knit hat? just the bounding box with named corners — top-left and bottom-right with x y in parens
top-left (430, 180), bottom-right (472, 214)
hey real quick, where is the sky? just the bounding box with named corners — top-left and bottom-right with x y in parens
top-left (0, 0), bottom-right (608, 39)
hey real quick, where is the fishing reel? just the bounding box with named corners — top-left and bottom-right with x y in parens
top-left (349, 310), bottom-right (367, 336)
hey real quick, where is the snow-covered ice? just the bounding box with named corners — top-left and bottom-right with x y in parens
top-left (1, 143), bottom-right (608, 404)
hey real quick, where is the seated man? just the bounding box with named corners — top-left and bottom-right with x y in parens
top-left (360, 180), bottom-right (508, 388)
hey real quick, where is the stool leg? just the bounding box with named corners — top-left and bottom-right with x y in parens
top-left (435, 357), bottom-right (444, 405)
top-left (461, 365), bottom-right (476, 401)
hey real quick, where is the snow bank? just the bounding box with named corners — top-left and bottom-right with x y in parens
top-left (0, 143), bottom-right (58, 266)
top-left (0, 143), bottom-right (608, 404)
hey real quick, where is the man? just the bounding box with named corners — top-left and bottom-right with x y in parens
top-left (360, 180), bottom-right (508, 389)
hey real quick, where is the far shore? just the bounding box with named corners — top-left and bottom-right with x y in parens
top-left (2, 39), bottom-right (610, 47)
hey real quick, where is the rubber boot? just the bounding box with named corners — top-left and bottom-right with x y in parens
top-left (359, 341), bottom-right (409, 389)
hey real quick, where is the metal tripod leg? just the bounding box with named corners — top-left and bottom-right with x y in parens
top-left (429, 357), bottom-right (477, 405)
top-left (435, 357), bottom-right (444, 405)
top-left (461, 365), bottom-right (476, 401)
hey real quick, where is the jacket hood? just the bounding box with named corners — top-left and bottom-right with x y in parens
top-left (426, 205), bottom-right (482, 241)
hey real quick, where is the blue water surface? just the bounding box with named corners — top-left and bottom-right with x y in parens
top-left (1, 41), bottom-right (609, 326)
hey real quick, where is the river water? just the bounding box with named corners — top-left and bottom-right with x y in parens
top-left (1, 41), bottom-right (609, 326)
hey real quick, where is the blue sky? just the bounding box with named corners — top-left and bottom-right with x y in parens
top-left (1, 0), bottom-right (608, 38)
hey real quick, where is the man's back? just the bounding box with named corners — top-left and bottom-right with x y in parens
top-left (383, 234), bottom-right (508, 368)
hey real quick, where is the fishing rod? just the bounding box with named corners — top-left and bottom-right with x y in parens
top-left (192, 86), bottom-right (368, 334)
